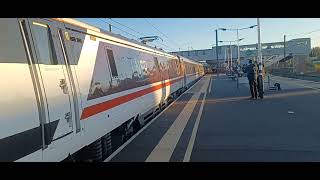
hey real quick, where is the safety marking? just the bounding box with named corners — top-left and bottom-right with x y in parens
top-left (183, 92), bottom-right (207, 162)
top-left (104, 76), bottom-right (204, 162)
top-left (145, 76), bottom-right (210, 162)
top-left (209, 76), bottom-right (213, 94)
top-left (183, 77), bottom-right (210, 162)
top-left (145, 92), bottom-right (202, 161)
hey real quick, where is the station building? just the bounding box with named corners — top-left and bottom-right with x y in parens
top-left (171, 38), bottom-right (311, 68)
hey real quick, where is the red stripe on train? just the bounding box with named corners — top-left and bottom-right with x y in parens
top-left (80, 77), bottom-right (183, 120)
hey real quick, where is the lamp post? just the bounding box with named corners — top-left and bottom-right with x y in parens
top-left (224, 46), bottom-right (227, 74)
top-left (219, 25), bottom-right (257, 67)
top-left (214, 27), bottom-right (233, 76)
top-left (219, 41), bottom-right (232, 75)
top-left (215, 28), bottom-right (228, 75)
top-left (257, 18), bottom-right (264, 98)
top-left (284, 34), bottom-right (286, 58)
top-left (219, 39), bottom-right (244, 76)
top-left (237, 29), bottom-right (239, 65)
top-left (215, 29), bottom-right (219, 75)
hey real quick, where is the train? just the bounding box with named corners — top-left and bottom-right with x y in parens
top-left (0, 18), bottom-right (205, 162)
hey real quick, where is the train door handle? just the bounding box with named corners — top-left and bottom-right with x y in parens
top-left (65, 112), bottom-right (72, 127)
top-left (59, 79), bottom-right (68, 94)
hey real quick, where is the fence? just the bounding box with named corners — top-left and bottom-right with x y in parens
top-left (267, 55), bottom-right (320, 81)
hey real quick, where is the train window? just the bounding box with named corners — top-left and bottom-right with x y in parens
top-left (63, 30), bottom-right (85, 65)
top-left (106, 49), bottom-right (118, 77)
top-left (31, 22), bottom-right (58, 65)
top-left (0, 19), bottom-right (27, 63)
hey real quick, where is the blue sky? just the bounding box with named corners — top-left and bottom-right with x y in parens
top-left (76, 18), bottom-right (320, 52)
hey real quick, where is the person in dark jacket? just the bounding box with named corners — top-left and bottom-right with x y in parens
top-left (245, 60), bottom-right (258, 99)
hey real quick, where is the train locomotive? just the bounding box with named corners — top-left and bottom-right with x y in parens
top-left (0, 18), bottom-right (204, 161)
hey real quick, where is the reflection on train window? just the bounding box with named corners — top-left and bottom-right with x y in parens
top-left (106, 49), bottom-right (118, 77)
top-left (76, 38), bottom-right (82, 43)
top-left (87, 41), bottom-right (197, 101)
top-left (32, 22), bottom-right (58, 65)
top-left (64, 31), bottom-right (85, 65)
top-left (154, 57), bottom-right (159, 71)
top-left (0, 19), bottom-right (27, 63)
top-left (68, 36), bottom-right (82, 44)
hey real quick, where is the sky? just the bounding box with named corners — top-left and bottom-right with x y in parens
top-left (76, 18), bottom-right (320, 52)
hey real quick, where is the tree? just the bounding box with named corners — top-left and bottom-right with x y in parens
top-left (309, 47), bottom-right (320, 57)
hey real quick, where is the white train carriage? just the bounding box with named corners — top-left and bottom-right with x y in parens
top-left (0, 18), bottom-right (204, 162)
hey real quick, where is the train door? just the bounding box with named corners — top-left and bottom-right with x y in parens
top-left (27, 19), bottom-right (75, 149)
top-left (58, 27), bottom-right (83, 134)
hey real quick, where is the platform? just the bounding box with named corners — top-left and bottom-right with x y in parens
top-left (105, 74), bottom-right (320, 162)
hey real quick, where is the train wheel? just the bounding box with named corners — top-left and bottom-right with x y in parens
top-left (124, 124), bottom-right (134, 142)
top-left (81, 138), bottom-right (103, 162)
top-left (101, 133), bottom-right (112, 160)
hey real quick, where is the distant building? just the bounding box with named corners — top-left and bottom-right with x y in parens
top-left (171, 38), bottom-right (311, 67)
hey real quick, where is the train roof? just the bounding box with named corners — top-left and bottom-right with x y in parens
top-left (53, 18), bottom-right (202, 65)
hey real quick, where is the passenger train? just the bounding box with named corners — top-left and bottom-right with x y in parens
top-left (0, 18), bottom-right (204, 162)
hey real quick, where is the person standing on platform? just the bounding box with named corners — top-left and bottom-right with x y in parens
top-left (245, 60), bottom-right (258, 99)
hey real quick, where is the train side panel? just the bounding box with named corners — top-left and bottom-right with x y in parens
top-left (0, 19), bottom-right (42, 161)
top-left (76, 34), bottom-right (185, 146)
top-left (0, 18), bottom-right (205, 161)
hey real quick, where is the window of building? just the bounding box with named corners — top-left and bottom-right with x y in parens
top-left (203, 50), bottom-right (205, 55)
top-left (0, 19), bottom-right (28, 63)
top-left (195, 51), bottom-right (198, 56)
top-left (106, 49), bottom-right (118, 77)
top-left (31, 22), bottom-right (58, 65)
